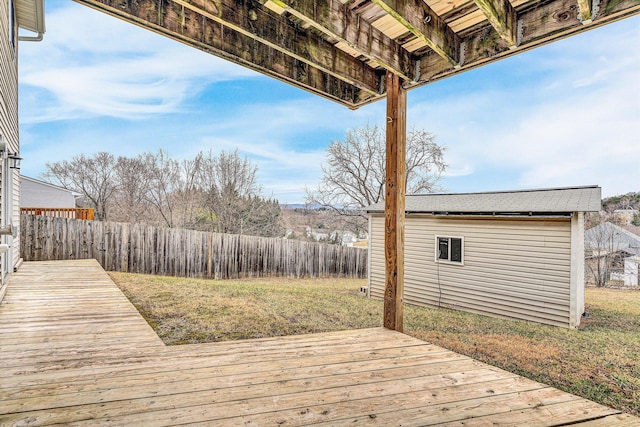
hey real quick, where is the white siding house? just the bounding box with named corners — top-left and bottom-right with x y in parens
top-left (0, 0), bottom-right (44, 299)
top-left (20, 176), bottom-right (78, 208)
top-left (585, 222), bottom-right (640, 287)
top-left (367, 186), bottom-right (601, 328)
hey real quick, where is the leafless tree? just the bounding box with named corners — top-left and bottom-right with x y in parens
top-left (43, 152), bottom-right (119, 221)
top-left (112, 155), bottom-right (152, 223)
top-left (173, 153), bottom-right (204, 229)
top-left (197, 149), bottom-right (262, 234)
top-left (192, 149), bottom-right (283, 236)
top-left (306, 124), bottom-right (447, 226)
top-left (142, 150), bottom-right (181, 228)
top-left (585, 219), bottom-right (627, 287)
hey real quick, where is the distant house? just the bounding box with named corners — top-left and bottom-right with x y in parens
top-left (366, 186), bottom-right (601, 328)
top-left (585, 222), bottom-right (640, 287)
top-left (20, 176), bottom-right (78, 209)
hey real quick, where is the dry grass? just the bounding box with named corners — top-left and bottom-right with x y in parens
top-left (110, 272), bottom-right (639, 416)
top-left (111, 273), bottom-right (381, 344)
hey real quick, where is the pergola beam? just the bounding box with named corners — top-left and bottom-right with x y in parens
top-left (371, 0), bottom-right (460, 67)
top-left (257, 0), bottom-right (416, 82)
top-left (173, 0), bottom-right (380, 95)
top-left (383, 72), bottom-right (406, 332)
top-left (78, 0), bottom-right (374, 107)
top-left (472, 0), bottom-right (518, 47)
top-left (419, 0), bottom-right (640, 89)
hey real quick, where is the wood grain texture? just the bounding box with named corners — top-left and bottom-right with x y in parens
top-left (0, 260), bottom-right (633, 425)
top-left (383, 72), bottom-right (406, 332)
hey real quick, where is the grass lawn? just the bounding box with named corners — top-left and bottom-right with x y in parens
top-left (110, 272), bottom-right (640, 416)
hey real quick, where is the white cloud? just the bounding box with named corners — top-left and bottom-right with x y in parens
top-left (19, 2), bottom-right (258, 122)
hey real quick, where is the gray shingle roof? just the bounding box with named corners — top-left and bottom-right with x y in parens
top-left (366, 186), bottom-right (601, 214)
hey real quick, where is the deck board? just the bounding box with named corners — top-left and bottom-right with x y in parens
top-left (0, 260), bottom-right (637, 426)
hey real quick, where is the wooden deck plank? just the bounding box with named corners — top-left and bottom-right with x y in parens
top-left (0, 260), bottom-right (636, 426)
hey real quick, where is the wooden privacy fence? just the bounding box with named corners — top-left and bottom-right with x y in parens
top-left (20, 215), bottom-right (368, 279)
top-left (20, 208), bottom-right (95, 220)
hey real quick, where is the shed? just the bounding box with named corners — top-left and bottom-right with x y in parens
top-left (20, 176), bottom-right (78, 209)
top-left (366, 186), bottom-right (602, 328)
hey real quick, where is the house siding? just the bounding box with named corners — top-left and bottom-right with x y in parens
top-left (0, 0), bottom-right (20, 292)
top-left (369, 214), bottom-right (575, 327)
top-left (21, 177), bottom-right (77, 208)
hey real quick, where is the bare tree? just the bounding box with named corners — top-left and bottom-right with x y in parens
top-left (174, 153), bottom-right (204, 229)
top-left (585, 221), bottom-right (634, 287)
top-left (306, 124), bottom-right (447, 223)
top-left (112, 155), bottom-right (152, 223)
top-left (43, 152), bottom-right (119, 221)
top-left (142, 150), bottom-right (181, 228)
top-left (196, 149), bottom-right (283, 236)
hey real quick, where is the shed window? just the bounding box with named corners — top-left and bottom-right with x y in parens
top-left (436, 236), bottom-right (464, 264)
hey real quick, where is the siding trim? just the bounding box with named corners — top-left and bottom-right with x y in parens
top-left (569, 212), bottom-right (586, 327)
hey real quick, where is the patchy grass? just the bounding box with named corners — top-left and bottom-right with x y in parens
top-left (110, 273), bottom-right (381, 344)
top-left (404, 287), bottom-right (640, 416)
top-left (110, 272), bottom-right (640, 416)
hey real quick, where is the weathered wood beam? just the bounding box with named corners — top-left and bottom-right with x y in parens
top-left (383, 72), bottom-right (406, 332)
top-left (419, 0), bottom-right (640, 87)
top-left (371, 0), bottom-right (460, 67)
top-left (75, 0), bottom-right (374, 107)
top-left (258, 0), bottom-right (416, 82)
top-left (172, 0), bottom-right (379, 95)
top-left (472, 0), bottom-right (518, 47)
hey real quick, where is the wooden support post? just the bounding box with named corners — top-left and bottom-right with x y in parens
top-left (383, 72), bottom-right (406, 332)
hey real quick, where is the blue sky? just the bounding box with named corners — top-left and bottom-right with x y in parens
top-left (18, 2), bottom-right (640, 204)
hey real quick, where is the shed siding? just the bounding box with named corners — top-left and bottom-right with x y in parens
top-left (369, 215), bottom-right (573, 327)
top-left (1, 0), bottom-right (20, 289)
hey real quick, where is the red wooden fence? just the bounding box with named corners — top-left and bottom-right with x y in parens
top-left (20, 208), bottom-right (95, 220)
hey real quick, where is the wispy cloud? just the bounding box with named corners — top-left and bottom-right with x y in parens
top-left (19, 2), bottom-right (258, 122)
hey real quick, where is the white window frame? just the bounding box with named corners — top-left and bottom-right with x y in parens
top-left (435, 235), bottom-right (464, 265)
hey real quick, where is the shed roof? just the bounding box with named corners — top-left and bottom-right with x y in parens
top-left (367, 185), bottom-right (601, 215)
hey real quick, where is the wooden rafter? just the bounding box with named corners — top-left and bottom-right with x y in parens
top-left (78, 0), bottom-right (376, 107)
top-left (371, 0), bottom-right (460, 67)
top-left (472, 0), bottom-right (518, 48)
top-left (172, 0), bottom-right (380, 95)
top-left (256, 0), bottom-right (416, 82)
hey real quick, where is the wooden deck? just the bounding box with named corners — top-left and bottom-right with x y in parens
top-left (1, 260), bottom-right (638, 426)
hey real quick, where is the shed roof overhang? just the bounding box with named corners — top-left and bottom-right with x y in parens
top-left (74, 0), bottom-right (640, 109)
